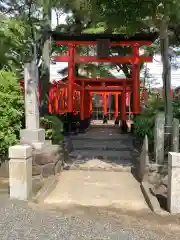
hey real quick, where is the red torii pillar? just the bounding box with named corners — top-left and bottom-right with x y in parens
top-left (67, 44), bottom-right (75, 112)
top-left (80, 81), bottom-right (85, 120)
top-left (103, 93), bottom-right (107, 116)
top-left (121, 87), bottom-right (126, 122)
top-left (84, 90), bottom-right (90, 118)
top-left (89, 92), bottom-right (92, 113)
top-left (132, 44), bottom-right (140, 114)
top-left (115, 93), bottom-right (119, 118)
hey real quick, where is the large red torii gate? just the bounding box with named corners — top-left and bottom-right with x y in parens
top-left (49, 32), bottom-right (157, 127)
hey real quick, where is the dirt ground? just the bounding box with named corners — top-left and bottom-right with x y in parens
top-left (29, 202), bottom-right (180, 238)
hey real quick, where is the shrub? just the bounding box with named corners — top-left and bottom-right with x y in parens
top-left (133, 99), bottom-right (164, 142)
top-left (40, 115), bottom-right (64, 144)
top-left (134, 114), bottom-right (155, 141)
top-left (0, 70), bottom-right (24, 161)
top-left (173, 100), bottom-right (180, 119)
top-left (134, 98), bottom-right (180, 144)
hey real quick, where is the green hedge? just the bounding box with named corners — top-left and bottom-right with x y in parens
top-left (40, 115), bottom-right (64, 144)
top-left (134, 114), bottom-right (155, 141)
top-left (173, 100), bottom-right (180, 119)
top-left (133, 99), bottom-right (180, 143)
top-left (0, 70), bottom-right (24, 162)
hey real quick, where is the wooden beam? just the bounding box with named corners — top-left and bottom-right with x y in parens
top-left (84, 82), bottom-right (133, 87)
top-left (55, 55), bottom-right (153, 63)
top-left (56, 40), bottom-right (153, 46)
top-left (86, 86), bottom-right (132, 92)
top-left (50, 81), bottom-right (82, 91)
top-left (75, 77), bottom-right (132, 82)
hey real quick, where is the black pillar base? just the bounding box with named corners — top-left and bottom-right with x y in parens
top-left (79, 118), bottom-right (90, 133)
top-left (62, 112), bottom-right (73, 135)
top-left (130, 123), bottom-right (134, 134)
top-left (114, 117), bottom-right (119, 126)
top-left (103, 115), bottom-right (108, 124)
top-left (120, 120), bottom-right (128, 133)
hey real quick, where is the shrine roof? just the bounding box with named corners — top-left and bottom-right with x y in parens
top-left (50, 31), bottom-right (158, 42)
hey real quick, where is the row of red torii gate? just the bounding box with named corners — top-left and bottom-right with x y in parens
top-left (21, 32), bottom-right (158, 129)
top-left (48, 32), bottom-right (158, 127)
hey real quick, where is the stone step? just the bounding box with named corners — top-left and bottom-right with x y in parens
top-left (73, 147), bottom-right (132, 152)
top-left (71, 135), bottom-right (132, 141)
top-left (64, 155), bottom-right (133, 172)
top-left (72, 141), bottom-right (133, 150)
top-left (70, 149), bottom-right (132, 160)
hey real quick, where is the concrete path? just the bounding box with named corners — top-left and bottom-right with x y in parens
top-left (42, 125), bottom-right (147, 211)
top-left (44, 170), bottom-right (148, 211)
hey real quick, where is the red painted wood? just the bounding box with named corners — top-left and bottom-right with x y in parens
top-left (55, 55), bottom-right (152, 63)
top-left (132, 45), bottom-right (141, 114)
top-left (67, 44), bottom-right (75, 112)
top-left (121, 89), bottom-right (126, 121)
top-left (75, 77), bottom-right (132, 82)
top-left (85, 86), bottom-right (132, 91)
top-left (56, 40), bottom-right (152, 46)
top-left (80, 81), bottom-right (85, 120)
top-left (103, 93), bottom-right (107, 115)
top-left (115, 93), bottom-right (119, 118)
top-left (90, 92), bottom-right (92, 113)
top-left (83, 82), bottom-right (132, 87)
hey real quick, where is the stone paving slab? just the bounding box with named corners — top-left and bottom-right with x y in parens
top-left (70, 149), bottom-right (133, 159)
top-left (43, 171), bottom-right (148, 211)
top-left (66, 158), bottom-right (132, 172)
top-left (72, 141), bottom-right (133, 150)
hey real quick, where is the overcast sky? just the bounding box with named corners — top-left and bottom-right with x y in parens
top-left (50, 10), bottom-right (180, 88)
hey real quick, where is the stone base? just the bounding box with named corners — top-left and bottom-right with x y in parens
top-left (32, 144), bottom-right (64, 178)
top-left (31, 140), bottom-right (52, 150)
top-left (20, 129), bottom-right (49, 150)
top-left (120, 120), bottom-right (128, 133)
top-left (20, 128), bottom-right (45, 143)
top-left (103, 115), bottom-right (108, 124)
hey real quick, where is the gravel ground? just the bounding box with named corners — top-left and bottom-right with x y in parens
top-left (0, 196), bottom-right (180, 240)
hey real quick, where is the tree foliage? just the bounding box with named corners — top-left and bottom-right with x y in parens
top-left (0, 70), bottom-right (24, 160)
top-left (1, 0), bottom-right (180, 160)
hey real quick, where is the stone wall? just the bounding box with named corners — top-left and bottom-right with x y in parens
top-left (32, 144), bottom-right (64, 178)
top-left (0, 145), bottom-right (64, 180)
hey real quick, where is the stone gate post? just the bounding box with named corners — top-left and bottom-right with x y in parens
top-left (20, 61), bottom-right (47, 149)
top-left (168, 152), bottom-right (180, 213)
top-left (9, 145), bottom-right (32, 200)
top-left (154, 112), bottom-right (165, 164)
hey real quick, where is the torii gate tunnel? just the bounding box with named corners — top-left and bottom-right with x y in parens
top-left (48, 32), bottom-right (157, 130)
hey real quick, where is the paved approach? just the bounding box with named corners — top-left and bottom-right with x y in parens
top-left (43, 126), bottom-right (147, 211)
top-left (44, 170), bottom-right (148, 210)
top-left (0, 196), bottom-right (180, 240)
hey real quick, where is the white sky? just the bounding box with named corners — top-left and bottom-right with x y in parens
top-left (51, 10), bottom-right (67, 29)
top-left (50, 10), bottom-right (180, 88)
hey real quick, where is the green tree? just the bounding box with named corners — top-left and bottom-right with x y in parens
top-left (0, 69), bottom-right (24, 161)
top-left (87, 0), bottom-right (180, 147)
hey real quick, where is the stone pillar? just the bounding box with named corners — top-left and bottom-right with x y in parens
top-left (154, 112), bottom-right (165, 164)
top-left (172, 118), bottom-right (179, 152)
top-left (138, 135), bottom-right (149, 182)
top-left (20, 61), bottom-right (47, 149)
top-left (167, 152), bottom-right (180, 213)
top-left (9, 145), bottom-right (32, 200)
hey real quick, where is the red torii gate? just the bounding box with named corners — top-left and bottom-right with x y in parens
top-left (49, 32), bottom-right (157, 127)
